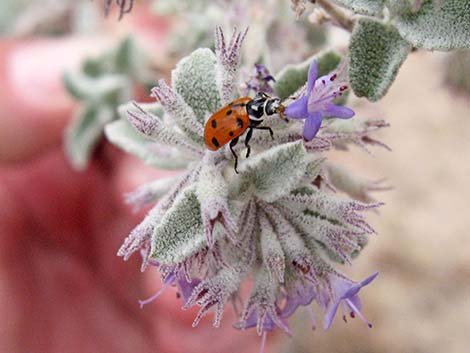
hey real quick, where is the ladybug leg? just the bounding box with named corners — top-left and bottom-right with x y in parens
top-left (229, 137), bottom-right (240, 173)
top-left (254, 126), bottom-right (274, 140)
top-left (245, 128), bottom-right (253, 158)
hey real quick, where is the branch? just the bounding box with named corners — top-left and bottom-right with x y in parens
top-left (313, 0), bottom-right (355, 32)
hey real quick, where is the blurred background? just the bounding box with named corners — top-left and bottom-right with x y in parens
top-left (1, 1), bottom-right (469, 352)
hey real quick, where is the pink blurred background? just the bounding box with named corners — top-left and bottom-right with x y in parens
top-left (1, 1), bottom-right (470, 353)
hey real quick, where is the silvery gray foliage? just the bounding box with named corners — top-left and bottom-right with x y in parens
top-left (393, 0), bottom-right (470, 50)
top-left (64, 36), bottom-right (152, 169)
top-left (106, 27), bottom-right (387, 340)
top-left (315, 0), bottom-right (470, 101)
top-left (349, 18), bottom-right (412, 101)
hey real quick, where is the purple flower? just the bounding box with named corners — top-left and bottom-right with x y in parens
top-left (235, 308), bottom-right (289, 334)
top-left (234, 282), bottom-right (315, 335)
top-left (322, 272), bottom-right (379, 330)
top-left (285, 59), bottom-right (355, 141)
top-left (138, 265), bottom-right (201, 308)
top-left (280, 282), bottom-right (316, 319)
top-left (243, 64), bottom-right (276, 95)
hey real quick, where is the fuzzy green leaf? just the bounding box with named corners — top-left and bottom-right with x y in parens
top-left (172, 48), bottom-right (221, 124)
top-left (259, 214), bottom-right (285, 283)
top-left (305, 155), bottom-right (325, 181)
top-left (112, 35), bottom-right (152, 82)
top-left (65, 104), bottom-right (114, 170)
top-left (238, 141), bottom-right (308, 203)
top-left (349, 18), bottom-right (412, 101)
top-left (83, 57), bottom-right (106, 77)
top-left (114, 36), bottom-right (137, 74)
top-left (63, 71), bottom-right (131, 102)
top-left (274, 50), bottom-right (342, 101)
top-left (393, 0), bottom-right (470, 50)
top-left (332, 0), bottom-right (385, 15)
top-left (151, 185), bottom-right (207, 264)
top-left (104, 119), bottom-right (189, 169)
top-left (196, 163), bottom-right (229, 205)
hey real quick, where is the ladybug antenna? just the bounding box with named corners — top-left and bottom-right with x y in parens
top-left (276, 103), bottom-right (288, 122)
top-left (280, 107), bottom-right (289, 122)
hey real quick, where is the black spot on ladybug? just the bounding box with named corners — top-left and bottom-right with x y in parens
top-left (226, 110), bottom-right (233, 116)
top-left (212, 137), bottom-right (220, 147)
top-left (229, 131), bottom-right (234, 137)
top-left (211, 119), bottom-right (217, 128)
top-left (237, 118), bottom-right (244, 128)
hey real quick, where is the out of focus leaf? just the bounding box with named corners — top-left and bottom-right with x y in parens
top-left (63, 72), bottom-right (130, 102)
top-left (65, 104), bottom-right (114, 170)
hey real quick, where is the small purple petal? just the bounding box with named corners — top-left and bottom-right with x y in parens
top-left (303, 112), bottom-right (323, 141)
top-left (346, 295), bottom-right (362, 313)
top-left (176, 276), bottom-right (201, 304)
top-left (259, 331), bottom-right (267, 353)
top-left (281, 284), bottom-right (316, 318)
top-left (345, 298), bottom-right (373, 328)
top-left (138, 280), bottom-right (172, 309)
top-left (285, 96), bottom-right (309, 119)
top-left (238, 311), bottom-right (277, 331)
top-left (163, 272), bottom-right (177, 285)
top-left (324, 301), bottom-right (340, 330)
top-left (324, 103), bottom-right (355, 119)
top-left (323, 272), bottom-right (378, 330)
top-left (264, 75), bottom-right (276, 82)
top-left (307, 59), bottom-right (319, 93)
top-left (343, 272), bottom-right (379, 299)
top-left (361, 271), bottom-right (379, 287)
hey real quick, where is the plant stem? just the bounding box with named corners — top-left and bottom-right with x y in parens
top-left (313, 0), bottom-right (355, 32)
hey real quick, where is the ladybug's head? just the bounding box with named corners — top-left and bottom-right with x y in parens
top-left (253, 92), bottom-right (285, 116)
top-left (248, 92), bottom-right (285, 122)
top-left (265, 97), bottom-right (283, 116)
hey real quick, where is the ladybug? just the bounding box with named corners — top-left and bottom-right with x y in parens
top-left (204, 92), bottom-right (285, 173)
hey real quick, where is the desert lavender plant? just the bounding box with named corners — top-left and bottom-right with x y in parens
top-left (105, 26), bottom-right (389, 350)
top-left (64, 36), bottom-right (153, 169)
top-left (293, 0), bottom-right (470, 101)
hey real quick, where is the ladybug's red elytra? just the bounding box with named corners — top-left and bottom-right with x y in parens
top-left (204, 92), bottom-right (285, 173)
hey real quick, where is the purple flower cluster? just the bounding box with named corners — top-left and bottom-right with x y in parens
top-left (234, 272), bottom-right (378, 334)
top-left (113, 27), bottom-right (386, 353)
top-left (243, 63), bottom-right (276, 95)
top-left (140, 260), bottom-right (378, 353)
